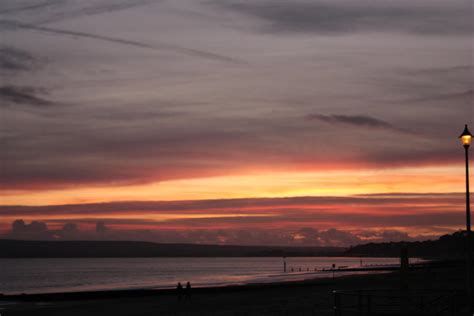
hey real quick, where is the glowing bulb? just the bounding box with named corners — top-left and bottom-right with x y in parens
top-left (459, 125), bottom-right (473, 148)
top-left (462, 135), bottom-right (472, 146)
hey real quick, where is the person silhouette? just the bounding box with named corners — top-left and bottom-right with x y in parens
top-left (176, 282), bottom-right (183, 301)
top-left (185, 282), bottom-right (191, 300)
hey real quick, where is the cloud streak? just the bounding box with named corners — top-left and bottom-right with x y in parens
top-left (0, 0), bottom-right (160, 23)
top-left (0, 0), bottom-right (60, 15)
top-left (307, 114), bottom-right (412, 134)
top-left (0, 45), bottom-right (38, 72)
top-left (0, 86), bottom-right (53, 107)
top-left (0, 193), bottom-right (466, 216)
top-left (0, 20), bottom-right (243, 64)
top-left (216, 0), bottom-right (472, 35)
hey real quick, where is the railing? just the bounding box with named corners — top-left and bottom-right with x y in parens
top-left (333, 289), bottom-right (459, 316)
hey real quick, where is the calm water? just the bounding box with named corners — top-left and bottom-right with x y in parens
top-left (0, 257), bottom-right (420, 294)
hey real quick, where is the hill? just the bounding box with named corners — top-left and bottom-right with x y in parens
top-left (345, 231), bottom-right (471, 258)
top-left (0, 239), bottom-right (342, 258)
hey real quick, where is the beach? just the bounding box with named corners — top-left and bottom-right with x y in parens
top-left (0, 256), bottom-right (412, 295)
top-left (1, 260), bottom-right (468, 316)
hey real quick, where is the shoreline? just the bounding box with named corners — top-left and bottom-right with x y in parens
top-left (1, 260), bottom-right (468, 316)
top-left (0, 261), bottom-right (440, 301)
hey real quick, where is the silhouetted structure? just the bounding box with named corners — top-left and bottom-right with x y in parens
top-left (400, 247), bottom-right (409, 291)
top-left (459, 124), bottom-right (473, 313)
top-left (176, 282), bottom-right (183, 301)
top-left (345, 231), bottom-right (473, 258)
top-left (185, 282), bottom-right (191, 300)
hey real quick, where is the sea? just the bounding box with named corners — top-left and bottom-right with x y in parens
top-left (0, 257), bottom-right (423, 295)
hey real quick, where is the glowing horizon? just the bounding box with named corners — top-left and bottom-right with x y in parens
top-left (1, 165), bottom-right (467, 206)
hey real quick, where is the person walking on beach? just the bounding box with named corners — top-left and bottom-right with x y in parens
top-left (176, 282), bottom-right (183, 301)
top-left (185, 282), bottom-right (192, 300)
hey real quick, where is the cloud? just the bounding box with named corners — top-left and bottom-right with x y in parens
top-left (12, 219), bottom-right (48, 234)
top-left (0, 20), bottom-right (243, 64)
top-left (0, 0), bottom-right (470, 200)
top-left (0, 1), bottom-right (242, 65)
top-left (0, 193), bottom-right (460, 216)
top-left (4, 219), bottom-right (427, 246)
top-left (0, 0), bottom-right (60, 15)
top-left (0, 46), bottom-right (38, 72)
top-left (96, 221), bottom-right (109, 234)
top-left (0, 193), bottom-right (466, 240)
top-left (0, 0), bottom-right (160, 23)
top-left (10, 219), bottom-right (51, 239)
top-left (0, 85), bottom-right (53, 107)
top-left (399, 89), bottom-right (474, 104)
top-left (62, 222), bottom-right (78, 234)
top-left (358, 230), bottom-right (412, 242)
top-left (7, 220), bottom-right (97, 240)
top-left (318, 228), bottom-right (362, 246)
top-left (0, 193), bottom-right (465, 216)
top-left (215, 0), bottom-right (471, 35)
top-left (307, 114), bottom-right (411, 134)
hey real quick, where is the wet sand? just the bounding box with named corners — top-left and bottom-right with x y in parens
top-left (1, 261), bottom-right (469, 316)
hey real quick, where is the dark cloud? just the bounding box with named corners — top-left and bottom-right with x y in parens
top-left (0, 46), bottom-right (38, 72)
top-left (62, 222), bottom-right (78, 233)
top-left (12, 219), bottom-right (48, 234)
top-left (7, 220), bottom-right (93, 240)
top-left (10, 219), bottom-right (51, 239)
top-left (0, 85), bottom-right (53, 107)
top-left (307, 114), bottom-right (411, 134)
top-left (96, 221), bottom-right (109, 234)
top-left (3, 219), bottom-right (428, 246)
top-left (216, 0), bottom-right (471, 35)
top-left (318, 228), bottom-right (362, 246)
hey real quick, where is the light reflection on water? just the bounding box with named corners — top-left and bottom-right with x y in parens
top-left (0, 257), bottom-right (422, 294)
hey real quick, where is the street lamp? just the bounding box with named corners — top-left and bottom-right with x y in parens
top-left (459, 124), bottom-right (472, 310)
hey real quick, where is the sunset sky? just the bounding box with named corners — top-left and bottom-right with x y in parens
top-left (1, 0), bottom-right (473, 246)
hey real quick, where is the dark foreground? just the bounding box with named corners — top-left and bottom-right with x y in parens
top-left (1, 261), bottom-right (470, 316)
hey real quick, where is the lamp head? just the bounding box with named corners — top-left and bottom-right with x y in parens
top-left (459, 124), bottom-right (473, 148)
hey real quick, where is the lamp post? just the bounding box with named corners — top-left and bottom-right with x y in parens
top-left (459, 124), bottom-right (472, 311)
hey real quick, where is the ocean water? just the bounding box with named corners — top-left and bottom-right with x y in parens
top-left (0, 257), bottom-right (420, 295)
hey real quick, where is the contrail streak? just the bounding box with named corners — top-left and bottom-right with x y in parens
top-left (1, 20), bottom-right (244, 64)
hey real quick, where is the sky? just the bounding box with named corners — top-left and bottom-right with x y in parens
top-left (0, 0), bottom-right (473, 246)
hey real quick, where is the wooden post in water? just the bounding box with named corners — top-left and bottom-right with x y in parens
top-left (400, 247), bottom-right (409, 314)
top-left (400, 247), bottom-right (409, 289)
